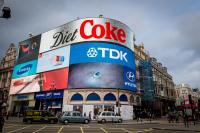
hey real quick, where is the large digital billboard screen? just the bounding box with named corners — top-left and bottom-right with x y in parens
top-left (12, 60), bottom-right (37, 79)
top-left (17, 35), bottom-right (41, 64)
top-left (68, 62), bottom-right (136, 91)
top-left (10, 74), bottom-right (42, 95)
top-left (37, 46), bottom-right (70, 73)
top-left (70, 42), bottom-right (135, 69)
top-left (39, 18), bottom-right (133, 53)
top-left (41, 68), bottom-right (68, 91)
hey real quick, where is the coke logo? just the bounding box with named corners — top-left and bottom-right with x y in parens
top-left (80, 19), bottom-right (126, 43)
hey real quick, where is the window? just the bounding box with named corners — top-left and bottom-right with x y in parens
top-left (71, 93), bottom-right (83, 101)
top-left (119, 94), bottom-right (128, 102)
top-left (102, 112), bottom-right (106, 116)
top-left (104, 93), bottom-right (116, 101)
top-left (86, 93), bottom-right (101, 101)
top-left (107, 112), bottom-right (111, 116)
top-left (65, 112), bottom-right (71, 116)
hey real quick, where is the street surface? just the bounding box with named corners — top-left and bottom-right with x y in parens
top-left (2, 118), bottom-right (200, 133)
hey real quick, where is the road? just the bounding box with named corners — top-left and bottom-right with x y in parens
top-left (2, 121), bottom-right (200, 133)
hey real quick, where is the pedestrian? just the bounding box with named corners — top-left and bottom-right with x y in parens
top-left (0, 114), bottom-right (5, 133)
top-left (6, 111), bottom-right (9, 120)
top-left (184, 112), bottom-right (189, 128)
top-left (89, 111), bottom-right (92, 120)
top-left (193, 114), bottom-right (196, 126)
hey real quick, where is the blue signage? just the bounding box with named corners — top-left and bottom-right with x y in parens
top-left (12, 60), bottom-right (37, 79)
top-left (70, 42), bottom-right (135, 69)
top-left (35, 90), bottom-right (64, 100)
top-left (123, 67), bottom-right (137, 91)
top-left (17, 95), bottom-right (28, 100)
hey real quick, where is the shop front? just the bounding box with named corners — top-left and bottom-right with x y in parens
top-left (35, 90), bottom-right (63, 115)
top-left (11, 93), bottom-right (35, 116)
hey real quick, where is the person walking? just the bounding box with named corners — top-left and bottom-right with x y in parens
top-left (0, 114), bottom-right (5, 133)
top-left (184, 112), bottom-right (189, 128)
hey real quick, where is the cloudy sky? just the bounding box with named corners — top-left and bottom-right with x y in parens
top-left (0, 0), bottom-right (200, 88)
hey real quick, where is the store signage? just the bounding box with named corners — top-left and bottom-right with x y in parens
top-left (17, 95), bottom-right (28, 100)
top-left (35, 90), bottom-right (64, 100)
top-left (12, 60), bottom-right (37, 79)
top-left (39, 18), bottom-right (133, 53)
top-left (70, 42), bottom-right (135, 69)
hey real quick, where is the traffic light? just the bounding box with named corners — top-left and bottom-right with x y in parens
top-left (2, 7), bottom-right (11, 18)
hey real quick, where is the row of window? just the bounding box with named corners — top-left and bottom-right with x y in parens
top-left (71, 93), bottom-right (128, 102)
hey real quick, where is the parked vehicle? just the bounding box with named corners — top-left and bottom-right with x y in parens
top-left (96, 111), bottom-right (122, 123)
top-left (23, 110), bottom-right (58, 124)
top-left (59, 111), bottom-right (90, 124)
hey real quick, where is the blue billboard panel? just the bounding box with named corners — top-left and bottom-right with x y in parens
top-left (123, 67), bottom-right (137, 91)
top-left (70, 42), bottom-right (135, 69)
top-left (37, 46), bottom-right (70, 73)
top-left (12, 60), bottom-right (37, 79)
top-left (35, 90), bottom-right (64, 100)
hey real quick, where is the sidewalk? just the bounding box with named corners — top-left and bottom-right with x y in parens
top-left (4, 117), bottom-right (23, 123)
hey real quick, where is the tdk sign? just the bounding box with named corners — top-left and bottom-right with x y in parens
top-left (12, 60), bottom-right (37, 79)
top-left (70, 42), bottom-right (135, 69)
top-left (87, 47), bottom-right (128, 62)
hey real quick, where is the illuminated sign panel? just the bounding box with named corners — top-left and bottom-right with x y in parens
top-left (39, 18), bottom-right (133, 53)
top-left (41, 68), bottom-right (68, 91)
top-left (68, 62), bottom-right (136, 91)
top-left (17, 35), bottom-right (41, 64)
top-left (12, 60), bottom-right (37, 79)
top-left (10, 74), bottom-right (41, 95)
top-left (37, 46), bottom-right (70, 73)
top-left (70, 42), bottom-right (135, 69)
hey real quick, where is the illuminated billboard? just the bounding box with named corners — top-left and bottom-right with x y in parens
top-left (41, 68), bottom-right (68, 91)
top-left (12, 60), bottom-right (37, 79)
top-left (70, 42), bottom-right (135, 69)
top-left (10, 74), bottom-right (42, 95)
top-left (17, 35), bottom-right (41, 64)
top-left (37, 46), bottom-right (70, 73)
top-left (68, 63), bottom-right (136, 91)
top-left (39, 18), bottom-right (133, 53)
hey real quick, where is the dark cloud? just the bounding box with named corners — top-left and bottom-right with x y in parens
top-left (0, 0), bottom-right (200, 88)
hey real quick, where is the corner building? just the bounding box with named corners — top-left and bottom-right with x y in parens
top-left (9, 17), bottom-right (137, 120)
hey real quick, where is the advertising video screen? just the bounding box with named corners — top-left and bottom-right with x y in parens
top-left (17, 35), bottom-right (41, 64)
top-left (39, 18), bottom-right (133, 53)
top-left (41, 68), bottom-right (68, 91)
top-left (12, 60), bottom-right (37, 79)
top-left (70, 42), bottom-right (135, 69)
top-left (37, 46), bottom-right (70, 73)
top-left (68, 62), bottom-right (136, 91)
top-left (10, 74), bottom-right (42, 95)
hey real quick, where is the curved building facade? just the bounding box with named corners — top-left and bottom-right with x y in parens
top-left (9, 17), bottom-right (137, 120)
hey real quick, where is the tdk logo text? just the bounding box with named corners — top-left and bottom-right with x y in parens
top-left (17, 64), bottom-right (32, 75)
top-left (87, 47), bottom-right (128, 62)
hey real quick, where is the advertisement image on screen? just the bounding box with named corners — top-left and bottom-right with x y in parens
top-left (37, 46), bottom-right (70, 73)
top-left (12, 60), bottom-right (37, 79)
top-left (41, 68), bottom-right (68, 91)
top-left (9, 74), bottom-right (42, 95)
top-left (70, 42), bottom-right (135, 69)
top-left (123, 66), bottom-right (137, 91)
top-left (68, 62), bottom-right (124, 89)
top-left (17, 35), bottom-right (41, 64)
top-left (39, 18), bottom-right (133, 53)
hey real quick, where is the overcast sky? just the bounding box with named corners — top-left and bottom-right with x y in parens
top-left (0, 0), bottom-right (200, 88)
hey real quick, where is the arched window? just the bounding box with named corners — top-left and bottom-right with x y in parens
top-left (119, 94), bottom-right (128, 102)
top-left (136, 97), bottom-right (140, 103)
top-left (71, 93), bottom-right (83, 101)
top-left (104, 93), bottom-right (116, 101)
top-left (86, 93), bottom-right (101, 101)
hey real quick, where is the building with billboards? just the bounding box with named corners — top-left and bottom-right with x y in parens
top-left (8, 17), bottom-right (137, 120)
